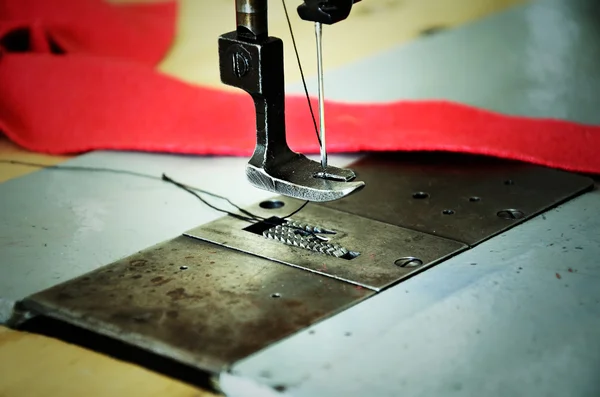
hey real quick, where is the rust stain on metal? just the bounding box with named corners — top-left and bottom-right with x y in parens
top-left (21, 236), bottom-right (372, 373)
top-left (129, 259), bottom-right (148, 267)
top-left (150, 276), bottom-right (172, 286)
top-left (165, 287), bottom-right (204, 301)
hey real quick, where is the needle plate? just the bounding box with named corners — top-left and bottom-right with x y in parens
top-left (185, 202), bottom-right (467, 291)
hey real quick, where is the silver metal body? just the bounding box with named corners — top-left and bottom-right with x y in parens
top-left (1, 0), bottom-right (599, 395)
top-left (245, 155), bottom-right (364, 202)
top-left (315, 21), bottom-right (327, 169)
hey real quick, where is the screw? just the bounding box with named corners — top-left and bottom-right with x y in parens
top-left (394, 257), bottom-right (423, 268)
top-left (232, 51), bottom-right (249, 78)
top-left (412, 192), bottom-right (429, 199)
top-left (497, 209), bottom-right (525, 220)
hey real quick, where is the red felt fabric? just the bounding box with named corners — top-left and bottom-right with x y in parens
top-left (1, 0), bottom-right (599, 174)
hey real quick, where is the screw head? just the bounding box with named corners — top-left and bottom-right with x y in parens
top-left (497, 209), bottom-right (525, 220)
top-left (394, 257), bottom-right (423, 268)
top-left (231, 50), bottom-right (249, 78)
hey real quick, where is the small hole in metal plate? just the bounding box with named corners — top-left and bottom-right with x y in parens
top-left (271, 293), bottom-right (281, 298)
top-left (259, 200), bottom-right (285, 209)
top-left (504, 179), bottom-right (515, 185)
top-left (442, 209), bottom-right (455, 215)
top-left (179, 266), bottom-right (188, 270)
top-left (394, 257), bottom-right (423, 268)
top-left (412, 191), bottom-right (429, 199)
top-left (469, 196), bottom-right (481, 202)
top-left (497, 209), bottom-right (525, 220)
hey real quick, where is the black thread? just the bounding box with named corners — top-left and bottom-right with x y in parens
top-left (0, 159), bottom-right (264, 222)
top-left (164, 174), bottom-right (315, 235)
top-left (282, 0), bottom-right (321, 146)
top-left (0, 159), bottom-right (312, 228)
top-left (283, 200), bottom-right (309, 219)
top-left (161, 174), bottom-right (261, 222)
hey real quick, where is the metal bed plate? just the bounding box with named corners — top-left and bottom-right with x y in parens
top-left (321, 153), bottom-right (594, 245)
top-left (18, 236), bottom-right (372, 373)
top-left (185, 203), bottom-right (467, 291)
top-left (226, 188), bottom-right (600, 397)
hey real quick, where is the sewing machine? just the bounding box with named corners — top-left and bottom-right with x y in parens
top-left (2, 1), bottom-right (599, 396)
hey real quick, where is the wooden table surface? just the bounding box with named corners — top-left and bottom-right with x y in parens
top-left (0, 0), bottom-right (524, 395)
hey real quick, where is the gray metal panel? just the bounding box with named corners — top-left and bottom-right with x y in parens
top-left (226, 188), bottom-right (600, 397)
top-left (288, 0), bottom-right (600, 125)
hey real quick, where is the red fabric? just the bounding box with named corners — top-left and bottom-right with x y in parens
top-left (0, 0), bottom-right (174, 63)
top-left (1, 0), bottom-right (600, 174)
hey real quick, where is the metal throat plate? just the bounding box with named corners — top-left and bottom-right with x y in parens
top-left (322, 153), bottom-right (594, 245)
top-left (185, 203), bottom-right (467, 291)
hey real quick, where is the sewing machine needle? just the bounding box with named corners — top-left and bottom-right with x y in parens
top-left (315, 22), bottom-right (327, 169)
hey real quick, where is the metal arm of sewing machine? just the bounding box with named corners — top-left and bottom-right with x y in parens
top-left (217, 1), bottom-right (365, 203)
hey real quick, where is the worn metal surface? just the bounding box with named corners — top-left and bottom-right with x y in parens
top-left (185, 200), bottom-right (466, 291)
top-left (18, 236), bottom-right (372, 373)
top-left (227, 188), bottom-right (600, 397)
top-left (0, 150), bottom-right (359, 321)
top-left (320, 153), bottom-right (594, 245)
